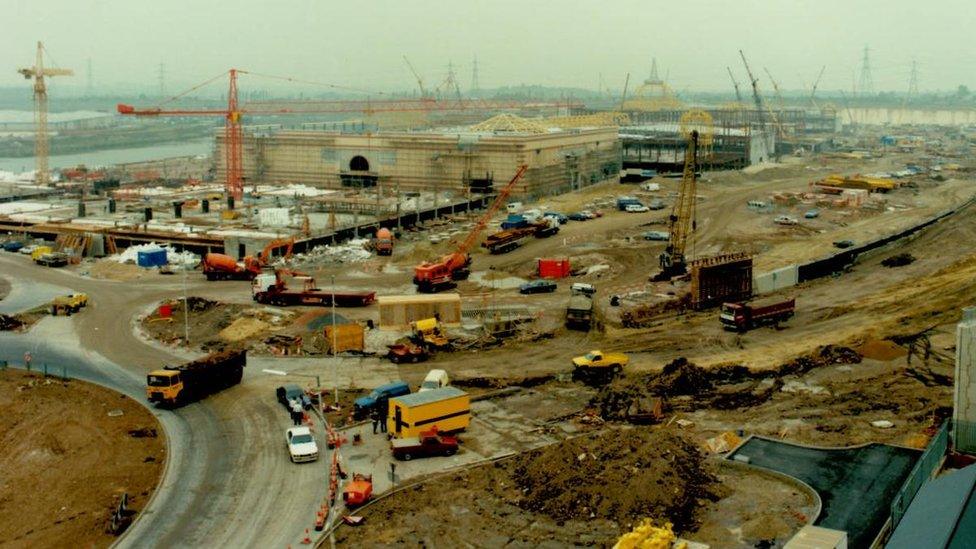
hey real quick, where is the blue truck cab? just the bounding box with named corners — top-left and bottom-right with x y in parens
top-left (354, 381), bottom-right (411, 419)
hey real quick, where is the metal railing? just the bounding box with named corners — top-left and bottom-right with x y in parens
top-left (889, 421), bottom-right (949, 529)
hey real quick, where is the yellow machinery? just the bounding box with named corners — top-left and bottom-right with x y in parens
top-left (411, 317), bottom-right (450, 348)
top-left (31, 246), bottom-right (53, 261)
top-left (614, 520), bottom-right (685, 549)
top-left (655, 130), bottom-right (699, 279)
top-left (50, 293), bottom-right (88, 316)
top-left (387, 386), bottom-right (471, 438)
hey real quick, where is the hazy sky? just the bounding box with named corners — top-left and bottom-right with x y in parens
top-left (5, 0), bottom-right (975, 95)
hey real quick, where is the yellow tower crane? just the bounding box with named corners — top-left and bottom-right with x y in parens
top-left (18, 42), bottom-right (73, 186)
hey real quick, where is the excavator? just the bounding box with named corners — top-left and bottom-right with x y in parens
top-left (413, 165), bottom-right (528, 293)
top-left (653, 130), bottom-right (698, 281)
top-left (202, 237), bottom-right (295, 280)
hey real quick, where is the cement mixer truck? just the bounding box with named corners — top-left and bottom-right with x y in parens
top-left (372, 228), bottom-right (394, 256)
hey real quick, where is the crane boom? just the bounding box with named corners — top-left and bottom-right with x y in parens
top-left (459, 164), bottom-right (528, 255)
top-left (739, 50), bottom-right (772, 157)
top-left (726, 66), bottom-right (742, 103)
top-left (656, 130), bottom-right (698, 279)
top-left (402, 56), bottom-right (429, 98)
top-left (809, 65), bottom-right (826, 107)
top-left (618, 73), bottom-right (631, 111)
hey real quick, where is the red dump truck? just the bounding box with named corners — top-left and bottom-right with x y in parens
top-left (720, 298), bottom-right (795, 331)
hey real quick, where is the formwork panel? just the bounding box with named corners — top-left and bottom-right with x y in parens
top-left (690, 253), bottom-right (753, 310)
top-left (377, 294), bottom-right (462, 329)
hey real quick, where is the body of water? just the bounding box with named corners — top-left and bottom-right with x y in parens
top-left (0, 139), bottom-right (212, 173)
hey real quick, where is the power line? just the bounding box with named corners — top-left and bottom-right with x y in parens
top-left (858, 45), bottom-right (874, 96)
top-left (907, 59), bottom-right (919, 99)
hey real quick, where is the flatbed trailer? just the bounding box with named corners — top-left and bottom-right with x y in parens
top-left (254, 288), bottom-right (376, 307)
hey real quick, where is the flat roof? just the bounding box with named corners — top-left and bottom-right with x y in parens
top-left (391, 386), bottom-right (467, 407)
top-left (378, 293), bottom-right (462, 305)
top-left (887, 463), bottom-right (976, 549)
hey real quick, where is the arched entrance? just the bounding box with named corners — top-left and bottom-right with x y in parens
top-left (349, 156), bottom-right (369, 172)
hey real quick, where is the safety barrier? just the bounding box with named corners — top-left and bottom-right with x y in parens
top-left (888, 421), bottom-right (949, 530)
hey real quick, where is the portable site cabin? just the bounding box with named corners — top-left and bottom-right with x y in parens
top-left (387, 386), bottom-right (470, 438)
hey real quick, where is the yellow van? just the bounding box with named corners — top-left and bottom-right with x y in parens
top-left (387, 387), bottom-right (470, 439)
top-left (31, 246), bottom-right (53, 261)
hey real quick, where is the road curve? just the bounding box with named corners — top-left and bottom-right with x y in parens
top-left (0, 255), bottom-right (328, 548)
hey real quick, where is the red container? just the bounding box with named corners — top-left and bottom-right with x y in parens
top-left (158, 304), bottom-right (173, 318)
top-left (538, 258), bottom-right (570, 279)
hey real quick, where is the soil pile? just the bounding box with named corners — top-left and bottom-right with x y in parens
top-left (510, 428), bottom-right (719, 530)
top-left (219, 317), bottom-right (270, 342)
top-left (856, 339), bottom-right (907, 361)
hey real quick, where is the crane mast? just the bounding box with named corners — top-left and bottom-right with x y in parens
top-left (656, 130), bottom-right (698, 280)
top-left (739, 50), bottom-right (772, 160)
top-left (726, 66), bottom-right (742, 103)
top-left (18, 42), bottom-right (72, 186)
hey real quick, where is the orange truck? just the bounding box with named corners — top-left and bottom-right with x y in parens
top-left (373, 228), bottom-right (394, 256)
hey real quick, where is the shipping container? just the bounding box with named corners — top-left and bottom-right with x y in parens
top-left (323, 323), bottom-right (365, 353)
top-left (387, 386), bottom-right (471, 438)
top-left (137, 248), bottom-right (168, 267)
top-left (538, 258), bottom-right (571, 279)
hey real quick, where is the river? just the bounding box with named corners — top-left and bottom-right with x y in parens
top-left (0, 139), bottom-right (212, 173)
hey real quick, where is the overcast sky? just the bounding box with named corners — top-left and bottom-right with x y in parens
top-left (4, 0), bottom-right (975, 96)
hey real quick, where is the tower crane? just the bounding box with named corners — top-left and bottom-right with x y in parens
top-left (402, 56), bottom-right (430, 98)
top-left (18, 42), bottom-right (73, 186)
top-left (809, 65), bottom-right (826, 109)
top-left (654, 131), bottom-right (699, 281)
top-left (413, 165), bottom-right (528, 293)
top-left (739, 50), bottom-right (773, 159)
top-left (762, 67), bottom-right (788, 138)
top-left (726, 66), bottom-right (742, 103)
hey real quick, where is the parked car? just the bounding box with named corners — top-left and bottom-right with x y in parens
top-left (568, 212), bottom-right (590, 221)
top-left (625, 204), bottom-right (650, 213)
top-left (647, 199), bottom-right (666, 210)
top-left (391, 429), bottom-right (459, 461)
top-left (520, 280), bottom-right (557, 294)
top-left (276, 384), bottom-right (311, 411)
top-left (643, 231), bottom-right (670, 241)
top-left (419, 369), bottom-right (450, 392)
top-left (774, 215), bottom-right (798, 226)
top-left (833, 239), bottom-right (855, 249)
top-left (544, 212), bottom-right (568, 224)
top-left (804, 209), bottom-right (820, 219)
top-left (570, 282), bottom-right (596, 296)
top-left (640, 182), bottom-right (660, 192)
top-left (580, 210), bottom-right (597, 219)
top-left (285, 426), bottom-right (319, 463)
top-left (2, 241), bottom-right (24, 252)
top-left (591, 210), bottom-right (604, 218)
top-left (353, 381), bottom-right (411, 419)
top-left (18, 244), bottom-right (38, 255)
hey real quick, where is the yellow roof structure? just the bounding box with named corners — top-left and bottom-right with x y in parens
top-left (469, 113), bottom-right (547, 134)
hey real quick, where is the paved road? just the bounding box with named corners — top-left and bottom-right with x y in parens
top-left (0, 254), bottom-right (329, 548)
top-left (728, 437), bottom-right (921, 549)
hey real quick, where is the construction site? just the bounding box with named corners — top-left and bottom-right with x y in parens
top-left (4, 5), bottom-right (976, 549)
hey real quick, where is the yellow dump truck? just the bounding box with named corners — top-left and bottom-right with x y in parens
top-left (387, 386), bottom-right (470, 439)
top-left (50, 293), bottom-right (88, 316)
top-left (146, 349), bottom-right (246, 407)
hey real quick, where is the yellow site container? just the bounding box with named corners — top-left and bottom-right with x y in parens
top-left (31, 246), bottom-right (53, 261)
top-left (387, 386), bottom-right (470, 438)
top-left (324, 323), bottom-right (365, 353)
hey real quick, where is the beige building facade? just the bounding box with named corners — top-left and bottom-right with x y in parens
top-left (216, 127), bottom-right (620, 198)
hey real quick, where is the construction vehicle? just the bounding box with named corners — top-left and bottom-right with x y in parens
top-left (720, 298), bottom-right (795, 331)
top-left (413, 165), bottom-right (528, 293)
top-left (30, 246), bottom-right (53, 260)
top-left (342, 473), bottom-right (373, 507)
top-left (386, 342), bottom-right (429, 364)
top-left (353, 381), bottom-right (411, 420)
top-left (481, 217), bottom-right (559, 254)
top-left (35, 252), bottom-right (68, 267)
top-left (50, 293), bottom-right (88, 316)
top-left (388, 387), bottom-right (470, 438)
top-left (410, 317), bottom-right (451, 349)
top-left (202, 237), bottom-right (295, 281)
top-left (565, 294), bottom-right (594, 330)
top-left (251, 269), bottom-right (376, 307)
top-left (572, 350), bottom-right (629, 383)
top-left (391, 427), bottom-right (459, 461)
top-left (146, 349), bottom-right (246, 407)
top-left (654, 130), bottom-right (699, 280)
top-left (371, 227), bottom-right (394, 256)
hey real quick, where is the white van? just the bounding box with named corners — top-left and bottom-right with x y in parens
top-left (419, 369), bottom-right (450, 392)
top-left (571, 282), bottom-right (596, 296)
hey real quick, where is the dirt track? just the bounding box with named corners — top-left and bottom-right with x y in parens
top-left (0, 369), bottom-right (164, 548)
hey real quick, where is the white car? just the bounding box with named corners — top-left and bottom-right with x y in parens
top-left (774, 215), bottom-right (798, 226)
top-left (286, 426), bottom-right (319, 463)
top-left (625, 204), bottom-right (650, 213)
top-left (18, 245), bottom-right (37, 255)
top-left (640, 182), bottom-right (661, 192)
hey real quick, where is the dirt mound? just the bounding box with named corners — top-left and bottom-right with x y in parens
top-left (856, 339), bottom-right (907, 361)
top-left (219, 317), bottom-right (270, 342)
top-left (511, 428), bottom-right (719, 530)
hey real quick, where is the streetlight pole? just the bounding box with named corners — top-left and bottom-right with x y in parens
top-left (331, 274), bottom-right (338, 406)
top-left (182, 262), bottom-right (190, 348)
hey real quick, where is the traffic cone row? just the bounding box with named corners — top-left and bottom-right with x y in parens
top-left (314, 509), bottom-right (326, 531)
top-left (301, 528), bottom-right (312, 544)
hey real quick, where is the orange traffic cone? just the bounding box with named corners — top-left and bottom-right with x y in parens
top-left (301, 528), bottom-right (312, 544)
top-left (314, 510), bottom-right (326, 531)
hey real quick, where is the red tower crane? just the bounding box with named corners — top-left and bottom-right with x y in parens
top-left (413, 164), bottom-right (528, 293)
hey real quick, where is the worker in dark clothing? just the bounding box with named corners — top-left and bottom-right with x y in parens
top-left (379, 411), bottom-right (388, 433)
top-left (370, 410), bottom-right (380, 434)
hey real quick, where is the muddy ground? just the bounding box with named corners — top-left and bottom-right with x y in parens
top-left (0, 370), bottom-right (165, 548)
top-left (336, 427), bottom-right (814, 548)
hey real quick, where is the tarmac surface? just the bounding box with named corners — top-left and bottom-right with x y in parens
top-left (728, 436), bottom-right (921, 548)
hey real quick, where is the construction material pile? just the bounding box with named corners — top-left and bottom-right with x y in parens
top-left (510, 428), bottom-right (718, 530)
top-left (284, 238), bottom-right (372, 267)
top-left (112, 242), bottom-right (200, 269)
top-left (0, 314), bottom-right (24, 331)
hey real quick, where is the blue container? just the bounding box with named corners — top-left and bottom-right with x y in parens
top-left (137, 249), bottom-right (168, 267)
top-left (501, 214), bottom-right (528, 230)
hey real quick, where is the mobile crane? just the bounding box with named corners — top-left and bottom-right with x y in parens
top-left (654, 130), bottom-right (698, 280)
top-left (413, 164), bottom-right (528, 293)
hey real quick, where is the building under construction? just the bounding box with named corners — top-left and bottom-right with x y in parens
top-left (216, 116), bottom-right (621, 199)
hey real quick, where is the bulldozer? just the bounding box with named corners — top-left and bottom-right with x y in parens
top-left (410, 317), bottom-right (450, 350)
